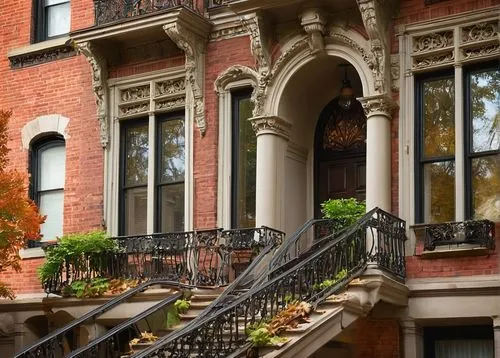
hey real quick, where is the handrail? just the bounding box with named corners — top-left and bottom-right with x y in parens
top-left (14, 280), bottom-right (193, 358)
top-left (133, 208), bottom-right (406, 357)
top-left (66, 291), bottom-right (184, 358)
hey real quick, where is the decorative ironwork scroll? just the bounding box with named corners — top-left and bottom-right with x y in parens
top-left (424, 220), bottom-right (495, 251)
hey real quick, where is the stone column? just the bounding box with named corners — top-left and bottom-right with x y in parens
top-left (359, 95), bottom-right (396, 212)
top-left (401, 319), bottom-right (423, 358)
top-left (494, 316), bottom-right (500, 358)
top-left (251, 116), bottom-right (292, 230)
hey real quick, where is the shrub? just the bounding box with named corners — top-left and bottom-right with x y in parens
top-left (38, 231), bottom-right (117, 285)
top-left (320, 198), bottom-right (366, 232)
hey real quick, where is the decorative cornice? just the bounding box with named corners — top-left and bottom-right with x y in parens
top-left (75, 41), bottom-right (109, 148)
top-left (250, 115), bottom-right (292, 139)
top-left (163, 11), bottom-right (211, 137)
top-left (210, 24), bottom-right (248, 41)
top-left (9, 44), bottom-right (76, 69)
top-left (359, 94), bottom-right (398, 118)
top-left (214, 65), bottom-right (259, 94)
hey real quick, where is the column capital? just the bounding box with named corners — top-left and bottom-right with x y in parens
top-left (493, 315), bottom-right (500, 329)
top-left (250, 116), bottom-right (292, 139)
top-left (359, 94), bottom-right (398, 119)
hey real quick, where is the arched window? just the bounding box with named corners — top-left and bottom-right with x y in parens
top-left (30, 136), bottom-right (66, 241)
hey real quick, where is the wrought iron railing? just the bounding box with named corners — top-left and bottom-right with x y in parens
top-left (14, 280), bottom-right (187, 358)
top-left (206, 0), bottom-right (229, 8)
top-left (94, 0), bottom-right (195, 26)
top-left (424, 220), bottom-right (495, 251)
top-left (133, 208), bottom-right (406, 358)
top-left (43, 227), bottom-right (284, 294)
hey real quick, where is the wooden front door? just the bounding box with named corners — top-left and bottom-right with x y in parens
top-left (315, 94), bottom-right (366, 217)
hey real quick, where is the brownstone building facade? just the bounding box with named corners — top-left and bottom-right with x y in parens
top-left (0, 0), bottom-right (498, 357)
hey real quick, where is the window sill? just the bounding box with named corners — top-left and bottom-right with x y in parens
top-left (19, 247), bottom-right (46, 259)
top-left (8, 36), bottom-right (76, 69)
top-left (419, 245), bottom-right (490, 259)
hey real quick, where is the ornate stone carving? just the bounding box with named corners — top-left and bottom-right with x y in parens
top-left (163, 20), bottom-right (208, 136)
top-left (210, 24), bottom-right (248, 41)
top-left (251, 116), bottom-right (292, 139)
top-left (120, 85), bottom-right (150, 103)
top-left (462, 44), bottom-right (499, 60)
top-left (75, 41), bottom-right (109, 147)
top-left (300, 8), bottom-right (327, 53)
top-left (412, 31), bottom-right (453, 53)
top-left (0, 314), bottom-right (14, 337)
top-left (119, 102), bottom-right (149, 117)
top-left (357, 0), bottom-right (396, 94)
top-left (214, 65), bottom-right (259, 95)
top-left (156, 97), bottom-right (186, 111)
top-left (413, 51), bottom-right (454, 70)
top-left (360, 95), bottom-right (398, 118)
top-left (390, 54), bottom-right (400, 92)
top-left (461, 22), bottom-right (497, 43)
top-left (155, 78), bottom-right (186, 97)
top-left (241, 13), bottom-right (272, 73)
top-left (9, 45), bottom-right (76, 69)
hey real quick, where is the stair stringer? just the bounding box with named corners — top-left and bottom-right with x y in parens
top-left (260, 273), bottom-right (409, 358)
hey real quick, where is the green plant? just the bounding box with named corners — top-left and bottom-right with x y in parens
top-left (320, 198), bottom-right (366, 232)
top-left (312, 268), bottom-right (348, 291)
top-left (164, 298), bottom-right (192, 329)
top-left (38, 231), bottom-right (117, 285)
top-left (65, 277), bottom-right (110, 298)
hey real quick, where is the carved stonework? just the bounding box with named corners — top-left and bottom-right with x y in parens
top-left (214, 65), bottom-right (259, 95)
top-left (119, 102), bottom-right (149, 117)
top-left (120, 85), bottom-right (150, 103)
top-left (241, 13), bottom-right (271, 73)
top-left (251, 116), bottom-right (292, 139)
top-left (390, 54), bottom-right (400, 92)
top-left (163, 20), bottom-right (208, 136)
top-left (360, 95), bottom-right (398, 118)
top-left (461, 22), bottom-right (497, 43)
top-left (210, 24), bottom-right (248, 41)
top-left (75, 41), bottom-right (109, 147)
top-left (413, 52), bottom-right (454, 70)
top-left (412, 31), bottom-right (453, 53)
top-left (156, 97), bottom-right (186, 111)
top-left (0, 314), bottom-right (14, 337)
top-left (462, 44), bottom-right (499, 60)
top-left (357, 0), bottom-right (396, 94)
top-left (155, 78), bottom-right (186, 97)
top-left (300, 8), bottom-right (327, 53)
top-left (9, 45), bottom-right (76, 69)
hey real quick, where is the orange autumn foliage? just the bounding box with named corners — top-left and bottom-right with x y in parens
top-left (0, 110), bottom-right (45, 299)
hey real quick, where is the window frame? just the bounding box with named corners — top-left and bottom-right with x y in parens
top-left (230, 88), bottom-right (256, 228)
top-left (33, 0), bottom-right (71, 43)
top-left (415, 62), bottom-right (499, 223)
top-left (119, 118), bottom-right (149, 236)
top-left (29, 135), bottom-right (66, 242)
top-left (155, 112), bottom-right (186, 233)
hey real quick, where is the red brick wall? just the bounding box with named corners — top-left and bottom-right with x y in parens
top-left (0, 1), bottom-right (101, 295)
top-left (195, 35), bottom-right (254, 229)
top-left (352, 317), bottom-right (401, 358)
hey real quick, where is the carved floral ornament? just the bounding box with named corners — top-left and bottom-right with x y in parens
top-left (250, 116), bottom-right (292, 139)
top-left (75, 41), bottom-right (109, 148)
top-left (360, 95), bottom-right (398, 118)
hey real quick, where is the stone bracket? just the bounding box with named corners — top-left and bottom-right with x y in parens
top-left (163, 9), bottom-right (212, 137)
top-left (356, 0), bottom-right (398, 93)
top-left (240, 12), bottom-right (272, 74)
top-left (300, 8), bottom-right (327, 54)
top-left (74, 41), bottom-right (109, 148)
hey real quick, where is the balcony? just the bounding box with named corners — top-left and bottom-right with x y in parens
top-left (94, 0), bottom-right (195, 26)
top-left (42, 227), bottom-right (284, 295)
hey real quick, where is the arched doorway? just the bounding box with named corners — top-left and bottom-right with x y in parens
top-left (314, 64), bottom-right (367, 217)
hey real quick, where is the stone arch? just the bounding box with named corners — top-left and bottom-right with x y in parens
top-left (263, 26), bottom-right (376, 119)
top-left (21, 114), bottom-right (70, 149)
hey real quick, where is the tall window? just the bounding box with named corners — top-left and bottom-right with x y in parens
top-left (34, 0), bottom-right (71, 42)
top-left (416, 63), bottom-right (499, 223)
top-left (231, 90), bottom-right (256, 228)
top-left (30, 137), bottom-right (66, 241)
top-left (120, 114), bottom-right (185, 235)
